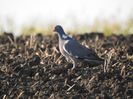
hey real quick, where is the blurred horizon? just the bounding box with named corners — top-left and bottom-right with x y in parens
top-left (0, 0), bottom-right (133, 35)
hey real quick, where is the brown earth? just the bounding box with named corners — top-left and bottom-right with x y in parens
top-left (0, 32), bottom-right (133, 99)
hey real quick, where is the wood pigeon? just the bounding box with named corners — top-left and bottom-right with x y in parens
top-left (53, 25), bottom-right (104, 69)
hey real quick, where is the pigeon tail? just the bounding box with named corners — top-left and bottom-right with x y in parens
top-left (84, 58), bottom-right (104, 65)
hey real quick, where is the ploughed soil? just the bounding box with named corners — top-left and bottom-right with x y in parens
top-left (0, 32), bottom-right (133, 99)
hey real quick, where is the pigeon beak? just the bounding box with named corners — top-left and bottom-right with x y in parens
top-left (53, 29), bottom-right (56, 32)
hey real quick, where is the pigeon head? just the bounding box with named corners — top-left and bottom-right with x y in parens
top-left (53, 25), bottom-right (65, 34)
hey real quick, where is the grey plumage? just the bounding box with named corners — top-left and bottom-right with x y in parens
top-left (54, 25), bottom-right (104, 69)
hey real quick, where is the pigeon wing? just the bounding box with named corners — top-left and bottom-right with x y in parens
top-left (63, 39), bottom-right (101, 60)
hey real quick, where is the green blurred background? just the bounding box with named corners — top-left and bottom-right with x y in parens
top-left (0, 0), bottom-right (133, 36)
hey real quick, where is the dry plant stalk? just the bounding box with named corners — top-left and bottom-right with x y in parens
top-left (29, 35), bottom-right (37, 49)
top-left (120, 65), bottom-right (125, 77)
top-left (7, 36), bottom-right (16, 47)
top-left (104, 49), bottom-right (115, 73)
top-left (17, 91), bottom-right (24, 99)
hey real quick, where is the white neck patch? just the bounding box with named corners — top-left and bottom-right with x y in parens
top-left (62, 34), bottom-right (68, 39)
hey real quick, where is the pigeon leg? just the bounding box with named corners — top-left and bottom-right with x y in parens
top-left (71, 59), bottom-right (76, 70)
top-left (66, 57), bottom-right (71, 62)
